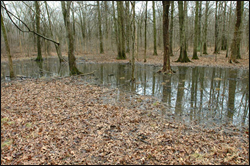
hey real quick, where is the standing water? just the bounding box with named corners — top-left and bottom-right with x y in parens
top-left (1, 57), bottom-right (249, 129)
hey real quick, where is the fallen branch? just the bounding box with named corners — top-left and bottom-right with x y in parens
top-left (78, 70), bottom-right (96, 76)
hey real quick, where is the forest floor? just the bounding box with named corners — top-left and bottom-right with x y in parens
top-left (1, 47), bottom-right (249, 69)
top-left (1, 49), bottom-right (249, 164)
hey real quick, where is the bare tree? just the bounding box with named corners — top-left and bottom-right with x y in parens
top-left (97, 1), bottom-right (104, 54)
top-left (176, 1), bottom-right (191, 62)
top-left (35, 1), bottom-right (42, 61)
top-left (153, 1), bottom-right (157, 55)
top-left (116, 1), bottom-right (126, 59)
top-left (1, 13), bottom-right (14, 78)
top-left (144, 1), bottom-right (148, 62)
top-left (162, 1), bottom-right (171, 73)
top-left (214, 1), bottom-right (219, 54)
top-left (131, 1), bottom-right (136, 82)
top-left (44, 1), bottom-right (65, 62)
top-left (169, 1), bottom-right (174, 57)
top-left (192, 1), bottom-right (199, 59)
top-left (229, 1), bottom-right (243, 63)
top-left (61, 1), bottom-right (82, 75)
top-left (203, 1), bottom-right (209, 55)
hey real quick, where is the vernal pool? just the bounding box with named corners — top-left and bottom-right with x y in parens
top-left (1, 57), bottom-right (249, 129)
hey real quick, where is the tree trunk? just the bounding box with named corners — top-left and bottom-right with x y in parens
top-left (197, 1), bottom-right (202, 52)
top-left (112, 1), bottom-right (118, 53)
top-left (104, 1), bottom-right (108, 39)
top-left (162, 1), bottom-right (171, 73)
top-left (184, 1), bottom-right (188, 51)
top-left (144, 1), bottom-right (148, 62)
top-left (61, 1), bottom-right (82, 75)
top-left (45, 1), bottom-right (65, 63)
top-left (236, 1), bottom-right (244, 59)
top-left (192, 1), bottom-right (199, 59)
top-left (176, 1), bottom-right (191, 62)
top-left (169, 1), bottom-right (174, 56)
top-left (117, 1), bottom-right (126, 59)
top-left (203, 1), bottom-right (209, 54)
top-left (1, 13), bottom-right (14, 78)
top-left (226, 1), bottom-right (232, 58)
top-left (125, 1), bottom-right (130, 53)
top-left (97, 1), bottom-right (104, 54)
top-left (229, 1), bottom-right (242, 63)
top-left (153, 1), bottom-right (157, 55)
top-left (221, 1), bottom-right (227, 50)
top-left (214, 1), bottom-right (219, 54)
top-left (131, 1), bottom-right (136, 82)
top-left (35, 1), bottom-right (42, 61)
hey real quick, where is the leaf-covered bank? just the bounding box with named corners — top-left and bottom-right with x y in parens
top-left (1, 77), bottom-right (249, 165)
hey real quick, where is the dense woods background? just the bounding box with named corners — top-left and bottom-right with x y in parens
top-left (1, 1), bottom-right (249, 66)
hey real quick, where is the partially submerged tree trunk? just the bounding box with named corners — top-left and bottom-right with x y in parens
top-left (1, 13), bottom-right (14, 78)
top-left (229, 1), bottom-right (242, 63)
top-left (35, 1), bottom-right (42, 61)
top-left (61, 1), bottom-right (82, 75)
top-left (192, 1), bottom-right (199, 59)
top-left (152, 1), bottom-right (157, 56)
top-left (176, 1), bottom-right (191, 63)
top-left (162, 1), bottom-right (171, 73)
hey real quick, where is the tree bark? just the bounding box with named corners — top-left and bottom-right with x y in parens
top-left (226, 1), bottom-right (232, 58)
top-left (144, 1), bottom-right (148, 62)
top-left (112, 1), bottom-right (118, 53)
top-left (131, 1), bottom-right (136, 82)
top-left (169, 1), bottom-right (174, 56)
top-left (176, 1), bottom-right (191, 63)
top-left (117, 1), bottom-right (126, 59)
top-left (162, 1), bottom-right (171, 73)
top-left (229, 1), bottom-right (242, 63)
top-left (197, 1), bottom-right (202, 52)
top-left (153, 1), bottom-right (157, 55)
top-left (221, 1), bottom-right (227, 50)
top-left (236, 1), bottom-right (244, 59)
top-left (97, 1), bottom-right (104, 54)
top-left (203, 1), bottom-right (209, 54)
top-left (35, 1), bottom-right (42, 61)
top-left (61, 1), bottom-right (82, 75)
top-left (1, 13), bottom-right (14, 78)
top-left (192, 1), bottom-right (199, 59)
top-left (125, 1), bottom-right (130, 53)
top-left (214, 1), bottom-right (219, 54)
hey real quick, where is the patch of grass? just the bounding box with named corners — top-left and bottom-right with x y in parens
top-left (1, 117), bottom-right (8, 123)
top-left (1, 140), bottom-right (12, 148)
top-left (25, 122), bottom-right (32, 127)
top-left (7, 121), bottom-right (15, 125)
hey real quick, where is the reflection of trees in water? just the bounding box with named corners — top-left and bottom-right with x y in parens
top-left (36, 61), bottom-right (43, 77)
top-left (191, 67), bottom-right (199, 121)
top-left (175, 66), bottom-right (187, 116)
top-left (227, 70), bottom-right (237, 121)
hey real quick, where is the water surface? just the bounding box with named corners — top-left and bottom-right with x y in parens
top-left (1, 58), bottom-right (249, 129)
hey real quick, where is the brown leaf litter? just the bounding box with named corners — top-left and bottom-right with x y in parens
top-left (1, 76), bottom-right (249, 165)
